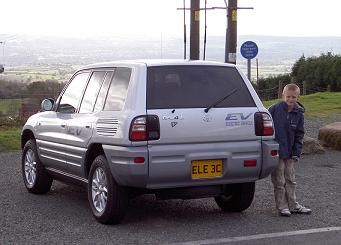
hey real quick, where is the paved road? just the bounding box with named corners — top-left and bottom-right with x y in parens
top-left (1, 150), bottom-right (340, 245)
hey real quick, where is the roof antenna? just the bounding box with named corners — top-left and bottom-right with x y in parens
top-left (203, 0), bottom-right (207, 60)
top-left (160, 32), bottom-right (163, 59)
top-left (183, 0), bottom-right (187, 59)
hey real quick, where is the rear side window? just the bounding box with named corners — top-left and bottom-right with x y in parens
top-left (93, 71), bottom-right (113, 112)
top-left (104, 67), bottom-right (131, 111)
top-left (79, 71), bottom-right (106, 113)
top-left (147, 65), bottom-right (255, 109)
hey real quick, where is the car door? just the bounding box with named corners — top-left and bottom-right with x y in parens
top-left (41, 71), bottom-right (90, 173)
top-left (34, 110), bottom-right (68, 171)
top-left (63, 70), bottom-right (109, 176)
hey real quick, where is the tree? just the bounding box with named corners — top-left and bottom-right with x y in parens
top-left (290, 53), bottom-right (341, 92)
top-left (291, 54), bottom-right (305, 79)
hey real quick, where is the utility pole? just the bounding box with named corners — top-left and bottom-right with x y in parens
top-left (0, 41), bottom-right (4, 73)
top-left (190, 0), bottom-right (200, 60)
top-left (227, 0), bottom-right (237, 64)
top-left (179, 1), bottom-right (251, 62)
top-left (224, 0), bottom-right (229, 63)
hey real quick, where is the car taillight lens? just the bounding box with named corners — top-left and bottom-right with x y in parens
top-left (244, 160), bottom-right (257, 167)
top-left (255, 112), bottom-right (274, 136)
top-left (129, 115), bottom-right (160, 141)
top-left (133, 157), bottom-right (145, 164)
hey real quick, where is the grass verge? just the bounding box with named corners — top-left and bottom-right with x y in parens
top-left (0, 98), bottom-right (35, 116)
top-left (262, 92), bottom-right (341, 117)
top-left (0, 127), bottom-right (21, 152)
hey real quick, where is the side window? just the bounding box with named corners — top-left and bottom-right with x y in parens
top-left (79, 71), bottom-right (106, 113)
top-left (104, 68), bottom-right (131, 111)
top-left (58, 72), bottom-right (89, 113)
top-left (93, 71), bottom-right (113, 112)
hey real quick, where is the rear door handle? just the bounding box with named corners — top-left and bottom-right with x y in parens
top-left (61, 124), bottom-right (66, 128)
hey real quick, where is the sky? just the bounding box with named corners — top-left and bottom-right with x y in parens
top-left (1, 0), bottom-right (341, 39)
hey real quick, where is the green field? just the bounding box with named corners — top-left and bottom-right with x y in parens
top-left (3, 65), bottom-right (76, 82)
top-left (0, 127), bottom-right (21, 152)
top-left (262, 92), bottom-right (341, 117)
top-left (0, 98), bottom-right (23, 116)
top-left (0, 98), bottom-right (35, 116)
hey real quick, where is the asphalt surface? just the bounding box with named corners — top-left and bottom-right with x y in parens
top-left (1, 149), bottom-right (340, 245)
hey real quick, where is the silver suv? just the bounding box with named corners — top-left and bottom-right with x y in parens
top-left (21, 60), bottom-right (279, 224)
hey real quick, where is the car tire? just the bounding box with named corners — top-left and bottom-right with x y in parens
top-left (214, 182), bottom-right (255, 212)
top-left (88, 155), bottom-right (128, 225)
top-left (22, 139), bottom-right (53, 194)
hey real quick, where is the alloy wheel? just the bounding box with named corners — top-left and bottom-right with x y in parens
top-left (24, 149), bottom-right (37, 187)
top-left (91, 167), bottom-right (108, 213)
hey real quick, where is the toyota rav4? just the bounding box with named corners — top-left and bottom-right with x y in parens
top-left (21, 60), bottom-right (279, 224)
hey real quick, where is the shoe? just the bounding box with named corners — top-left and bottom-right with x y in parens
top-left (291, 204), bottom-right (312, 214)
top-left (279, 208), bottom-right (291, 217)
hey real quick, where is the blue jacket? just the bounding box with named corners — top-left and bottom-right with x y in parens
top-left (268, 101), bottom-right (305, 159)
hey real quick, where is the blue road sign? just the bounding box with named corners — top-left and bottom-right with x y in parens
top-left (240, 41), bottom-right (258, 59)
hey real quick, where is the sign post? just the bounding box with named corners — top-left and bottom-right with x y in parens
top-left (240, 41), bottom-right (258, 81)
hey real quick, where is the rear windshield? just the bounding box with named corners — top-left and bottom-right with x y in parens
top-left (147, 65), bottom-right (256, 109)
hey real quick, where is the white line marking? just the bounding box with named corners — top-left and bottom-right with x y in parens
top-left (169, 226), bottom-right (341, 245)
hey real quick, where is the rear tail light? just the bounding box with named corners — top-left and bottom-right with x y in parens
top-left (254, 112), bottom-right (274, 136)
top-left (133, 157), bottom-right (145, 164)
top-left (129, 115), bottom-right (160, 141)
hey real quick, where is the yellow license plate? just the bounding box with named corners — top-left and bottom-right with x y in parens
top-left (191, 159), bottom-right (223, 179)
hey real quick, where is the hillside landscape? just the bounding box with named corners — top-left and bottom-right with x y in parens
top-left (1, 34), bottom-right (341, 82)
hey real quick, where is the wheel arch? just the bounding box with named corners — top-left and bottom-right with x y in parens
top-left (21, 129), bottom-right (35, 149)
top-left (84, 143), bottom-right (105, 178)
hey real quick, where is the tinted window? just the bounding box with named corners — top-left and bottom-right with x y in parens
top-left (93, 71), bottom-right (113, 112)
top-left (147, 65), bottom-right (255, 109)
top-left (79, 71), bottom-right (106, 113)
top-left (58, 72), bottom-right (89, 113)
top-left (104, 68), bottom-right (131, 111)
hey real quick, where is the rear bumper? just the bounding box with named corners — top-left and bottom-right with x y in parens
top-left (147, 141), bottom-right (268, 189)
top-left (103, 140), bottom-right (279, 189)
top-left (103, 144), bottom-right (149, 187)
top-left (260, 140), bottom-right (280, 179)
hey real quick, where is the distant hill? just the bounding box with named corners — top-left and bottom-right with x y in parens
top-left (1, 34), bottom-right (341, 78)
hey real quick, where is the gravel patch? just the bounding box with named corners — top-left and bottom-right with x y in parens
top-left (1, 114), bottom-right (341, 244)
top-left (304, 114), bottom-right (341, 138)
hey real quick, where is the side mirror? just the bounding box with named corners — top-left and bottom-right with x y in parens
top-left (41, 98), bottom-right (55, 111)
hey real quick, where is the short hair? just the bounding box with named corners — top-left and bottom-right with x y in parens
top-left (283, 83), bottom-right (300, 95)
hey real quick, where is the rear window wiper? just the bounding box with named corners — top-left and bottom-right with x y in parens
top-left (204, 88), bottom-right (238, 113)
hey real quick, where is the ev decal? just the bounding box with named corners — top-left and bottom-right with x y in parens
top-left (225, 113), bottom-right (253, 126)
